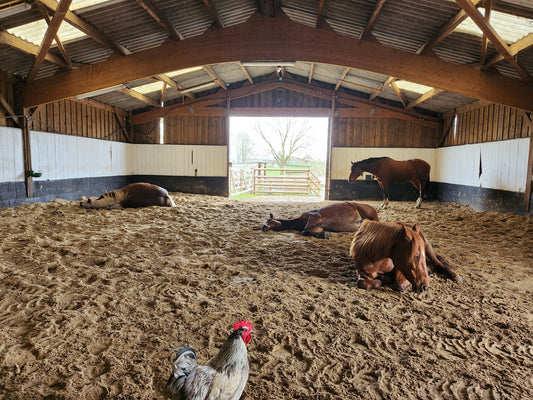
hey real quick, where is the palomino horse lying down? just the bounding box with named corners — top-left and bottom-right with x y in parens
top-left (262, 201), bottom-right (379, 239)
top-left (80, 183), bottom-right (176, 209)
top-left (350, 220), bottom-right (429, 293)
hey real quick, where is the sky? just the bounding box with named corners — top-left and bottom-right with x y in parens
top-left (229, 116), bottom-right (329, 163)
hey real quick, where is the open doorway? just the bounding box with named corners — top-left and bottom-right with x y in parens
top-left (229, 116), bottom-right (329, 200)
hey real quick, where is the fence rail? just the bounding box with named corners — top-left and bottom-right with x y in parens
top-left (230, 165), bottom-right (321, 196)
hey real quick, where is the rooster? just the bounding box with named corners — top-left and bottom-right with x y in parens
top-left (166, 320), bottom-right (253, 400)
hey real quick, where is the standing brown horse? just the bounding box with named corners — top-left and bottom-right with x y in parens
top-left (349, 157), bottom-right (430, 209)
top-left (262, 202), bottom-right (379, 239)
top-left (350, 220), bottom-right (429, 293)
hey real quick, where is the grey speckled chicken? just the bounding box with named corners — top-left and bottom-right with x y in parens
top-left (166, 320), bottom-right (253, 400)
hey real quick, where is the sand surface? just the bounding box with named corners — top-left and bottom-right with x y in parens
top-left (0, 194), bottom-right (532, 400)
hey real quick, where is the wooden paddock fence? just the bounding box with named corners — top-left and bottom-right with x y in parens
top-left (230, 164), bottom-right (321, 196)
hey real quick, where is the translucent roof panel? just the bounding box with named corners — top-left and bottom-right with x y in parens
top-left (394, 80), bottom-right (434, 95)
top-left (455, 7), bottom-right (533, 44)
top-left (7, 19), bottom-right (86, 46)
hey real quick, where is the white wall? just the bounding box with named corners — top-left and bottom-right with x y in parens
top-left (0, 128), bottom-right (527, 193)
top-left (435, 138), bottom-right (529, 192)
top-left (331, 139), bottom-right (529, 193)
top-left (0, 127), bottom-right (24, 182)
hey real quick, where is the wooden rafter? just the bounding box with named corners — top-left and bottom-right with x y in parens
top-left (316, 0), bottom-right (325, 28)
top-left (202, 0), bottom-right (224, 29)
top-left (308, 63), bottom-right (315, 84)
top-left (455, 0), bottom-right (531, 82)
top-left (159, 82), bottom-right (167, 105)
top-left (390, 81), bottom-right (407, 108)
top-left (369, 76), bottom-right (395, 100)
top-left (0, 92), bottom-right (20, 127)
top-left (406, 88), bottom-right (443, 110)
top-left (27, 0), bottom-right (72, 82)
top-left (119, 88), bottom-right (160, 107)
top-left (360, 0), bottom-right (387, 39)
top-left (153, 74), bottom-right (194, 99)
top-left (239, 63), bottom-right (254, 84)
top-left (136, 0), bottom-right (184, 41)
top-left (23, 13), bottom-right (533, 111)
top-left (36, 2), bottom-right (72, 70)
top-left (483, 32), bottom-right (533, 70)
top-left (37, 0), bottom-right (131, 56)
top-left (203, 65), bottom-right (227, 90)
top-left (335, 67), bottom-right (349, 90)
top-left (0, 31), bottom-right (66, 67)
top-left (479, 0), bottom-right (492, 65)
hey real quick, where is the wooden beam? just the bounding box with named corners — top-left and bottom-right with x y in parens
top-left (308, 62), bottom-right (315, 84)
top-left (406, 88), bottom-right (444, 109)
top-left (153, 74), bottom-right (194, 99)
top-left (479, 0), bottom-right (492, 65)
top-left (0, 31), bottom-right (67, 67)
top-left (369, 76), bottom-right (395, 100)
top-left (232, 107), bottom-right (331, 117)
top-left (36, 1), bottom-right (72, 70)
top-left (239, 63), bottom-right (254, 84)
top-left (417, 0), bottom-right (482, 55)
top-left (27, 0), bottom-right (72, 82)
top-left (38, 0), bottom-right (131, 55)
top-left (455, 0), bottom-right (531, 82)
top-left (316, 0), bottom-right (325, 28)
top-left (521, 111), bottom-right (533, 211)
top-left (202, 0), bottom-right (224, 29)
top-left (483, 33), bottom-right (533, 70)
top-left (22, 108), bottom-right (33, 197)
top-left (113, 107), bottom-right (131, 142)
top-left (0, 92), bottom-right (20, 127)
top-left (391, 81), bottom-right (407, 108)
top-left (119, 88), bottom-right (160, 107)
top-left (360, 0), bottom-right (387, 39)
top-left (23, 13), bottom-right (533, 111)
top-left (203, 65), bottom-right (227, 90)
top-left (335, 67), bottom-right (349, 90)
top-left (136, 0), bottom-right (184, 41)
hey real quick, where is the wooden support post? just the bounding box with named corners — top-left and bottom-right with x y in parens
top-left (21, 110), bottom-right (34, 197)
top-left (523, 111), bottom-right (533, 211)
top-left (325, 98), bottom-right (335, 200)
top-left (226, 93), bottom-right (231, 195)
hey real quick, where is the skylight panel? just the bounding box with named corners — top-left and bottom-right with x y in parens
top-left (8, 20), bottom-right (86, 46)
top-left (70, 0), bottom-right (114, 11)
top-left (131, 81), bottom-right (165, 95)
top-left (394, 81), bottom-right (434, 95)
top-left (167, 67), bottom-right (203, 77)
top-left (455, 8), bottom-right (533, 44)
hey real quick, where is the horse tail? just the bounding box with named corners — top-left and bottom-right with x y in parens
top-left (347, 202), bottom-right (379, 221)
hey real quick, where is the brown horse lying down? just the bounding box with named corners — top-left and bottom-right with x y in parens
top-left (262, 202), bottom-right (379, 239)
top-left (80, 183), bottom-right (176, 209)
top-left (350, 220), bottom-right (429, 293)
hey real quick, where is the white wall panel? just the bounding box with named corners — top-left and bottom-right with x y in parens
top-left (435, 138), bottom-right (529, 192)
top-left (0, 127), bottom-right (24, 182)
top-left (331, 147), bottom-right (436, 180)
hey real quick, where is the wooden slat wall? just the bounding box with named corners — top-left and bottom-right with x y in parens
top-left (29, 99), bottom-right (129, 142)
top-left (0, 71), bottom-right (16, 128)
top-left (333, 118), bottom-right (438, 148)
top-left (441, 101), bottom-right (531, 146)
top-left (163, 116), bottom-right (226, 145)
top-left (132, 120), bottom-right (160, 144)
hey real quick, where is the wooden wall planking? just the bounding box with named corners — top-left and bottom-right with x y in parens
top-left (442, 101), bottom-right (531, 146)
top-left (0, 72), bottom-right (16, 128)
top-left (163, 116), bottom-right (226, 145)
top-left (333, 117), bottom-right (438, 148)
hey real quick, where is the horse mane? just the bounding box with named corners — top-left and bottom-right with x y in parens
top-left (350, 220), bottom-right (404, 265)
top-left (356, 157), bottom-right (389, 165)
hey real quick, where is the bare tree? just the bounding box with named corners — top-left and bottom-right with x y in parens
top-left (254, 117), bottom-right (312, 166)
top-left (231, 131), bottom-right (256, 163)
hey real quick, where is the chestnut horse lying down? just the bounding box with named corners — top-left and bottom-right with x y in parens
top-left (80, 183), bottom-right (176, 209)
top-left (350, 220), bottom-right (429, 293)
top-left (350, 220), bottom-right (462, 292)
top-left (262, 201), bottom-right (379, 239)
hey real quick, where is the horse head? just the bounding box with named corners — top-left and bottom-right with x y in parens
top-left (262, 213), bottom-right (282, 231)
top-left (349, 161), bottom-right (363, 182)
top-left (392, 223), bottom-right (429, 293)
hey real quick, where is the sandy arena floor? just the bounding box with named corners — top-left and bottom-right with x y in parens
top-left (0, 194), bottom-right (532, 399)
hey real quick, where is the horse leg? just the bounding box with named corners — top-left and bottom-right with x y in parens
top-left (410, 179), bottom-right (423, 208)
top-left (357, 259), bottom-right (393, 290)
top-left (377, 180), bottom-right (389, 209)
top-left (392, 269), bottom-right (411, 291)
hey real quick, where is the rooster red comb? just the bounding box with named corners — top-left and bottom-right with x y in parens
top-left (233, 319), bottom-right (253, 332)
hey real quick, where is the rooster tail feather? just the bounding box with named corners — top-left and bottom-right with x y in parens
top-left (166, 346), bottom-right (197, 396)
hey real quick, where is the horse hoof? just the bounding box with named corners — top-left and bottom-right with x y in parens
top-left (454, 275), bottom-right (464, 284)
top-left (324, 231), bottom-right (331, 239)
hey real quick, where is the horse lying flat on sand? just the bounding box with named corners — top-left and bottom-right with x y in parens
top-left (349, 157), bottom-right (430, 209)
top-left (350, 220), bottom-right (429, 293)
top-left (262, 201), bottom-right (379, 239)
top-left (80, 183), bottom-right (176, 209)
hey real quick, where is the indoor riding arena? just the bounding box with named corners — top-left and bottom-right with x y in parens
top-left (0, 1), bottom-right (532, 399)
